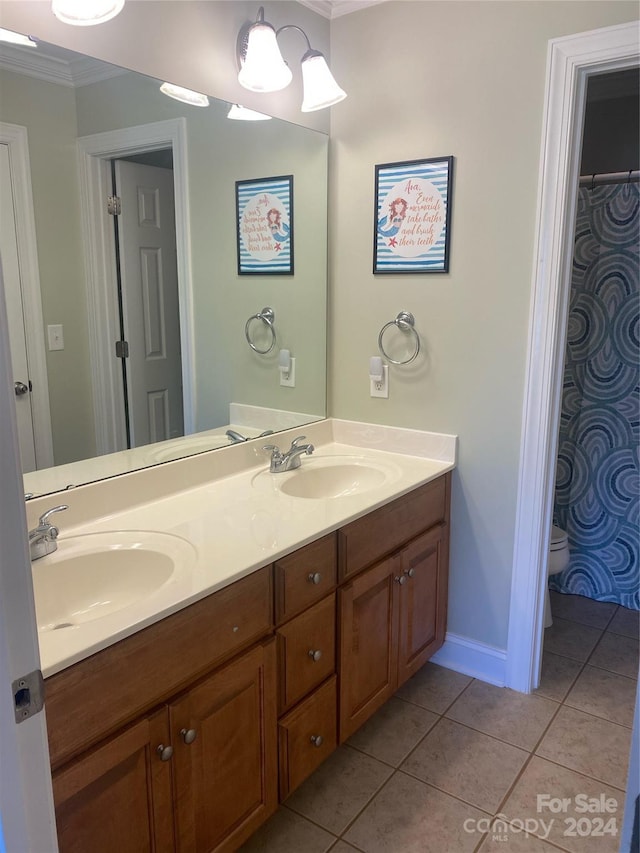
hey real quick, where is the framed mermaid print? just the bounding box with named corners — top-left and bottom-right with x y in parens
top-left (236, 175), bottom-right (294, 275)
top-left (373, 156), bottom-right (453, 274)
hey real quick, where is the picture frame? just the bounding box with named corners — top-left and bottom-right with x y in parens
top-left (236, 175), bottom-right (294, 275)
top-left (373, 156), bottom-right (453, 274)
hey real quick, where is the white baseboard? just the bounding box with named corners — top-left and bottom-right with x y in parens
top-left (430, 632), bottom-right (507, 687)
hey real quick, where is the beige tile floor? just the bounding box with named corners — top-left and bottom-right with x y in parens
top-left (240, 594), bottom-right (639, 852)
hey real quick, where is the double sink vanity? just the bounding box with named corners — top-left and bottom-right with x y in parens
top-left (26, 418), bottom-right (456, 852)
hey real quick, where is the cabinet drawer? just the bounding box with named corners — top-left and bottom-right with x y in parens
top-left (338, 475), bottom-right (449, 580)
top-left (277, 594), bottom-right (335, 714)
top-left (46, 566), bottom-right (273, 769)
top-left (275, 533), bottom-right (337, 624)
top-left (278, 676), bottom-right (337, 801)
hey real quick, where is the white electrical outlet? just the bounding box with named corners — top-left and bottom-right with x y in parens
top-left (370, 365), bottom-right (389, 398)
top-left (280, 357), bottom-right (296, 387)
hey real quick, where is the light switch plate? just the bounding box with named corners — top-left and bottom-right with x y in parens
top-left (47, 324), bottom-right (64, 351)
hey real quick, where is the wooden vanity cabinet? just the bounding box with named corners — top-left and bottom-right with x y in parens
top-left (338, 475), bottom-right (450, 741)
top-left (48, 568), bottom-right (277, 853)
top-left (53, 709), bottom-right (175, 853)
top-left (47, 474), bottom-right (451, 849)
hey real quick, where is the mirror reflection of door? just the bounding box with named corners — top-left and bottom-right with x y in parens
top-left (0, 141), bottom-right (37, 471)
top-left (112, 153), bottom-right (183, 448)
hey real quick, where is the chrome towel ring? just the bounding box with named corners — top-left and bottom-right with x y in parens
top-left (245, 307), bottom-right (276, 354)
top-left (378, 311), bottom-right (420, 365)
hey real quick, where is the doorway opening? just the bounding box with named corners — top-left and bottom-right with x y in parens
top-left (507, 22), bottom-right (639, 694)
top-left (77, 118), bottom-right (194, 457)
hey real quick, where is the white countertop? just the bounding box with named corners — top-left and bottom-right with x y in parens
top-left (30, 420), bottom-right (457, 678)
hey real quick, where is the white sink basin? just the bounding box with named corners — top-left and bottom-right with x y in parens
top-left (33, 531), bottom-right (196, 632)
top-left (253, 455), bottom-right (401, 499)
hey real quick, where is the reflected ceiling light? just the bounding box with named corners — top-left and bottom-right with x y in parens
top-left (52, 0), bottom-right (125, 26)
top-left (227, 104), bottom-right (272, 121)
top-left (160, 82), bottom-right (210, 108)
top-left (0, 28), bottom-right (37, 46)
top-left (237, 6), bottom-right (346, 112)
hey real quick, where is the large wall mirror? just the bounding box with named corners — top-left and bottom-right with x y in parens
top-left (0, 34), bottom-right (328, 498)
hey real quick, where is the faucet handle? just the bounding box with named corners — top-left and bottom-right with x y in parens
top-left (289, 435), bottom-right (307, 449)
top-left (262, 443), bottom-right (282, 456)
top-left (38, 504), bottom-right (68, 528)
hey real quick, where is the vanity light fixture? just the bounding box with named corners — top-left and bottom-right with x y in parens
top-left (227, 104), bottom-right (272, 121)
top-left (160, 82), bottom-right (210, 108)
top-left (237, 6), bottom-right (346, 112)
top-left (52, 0), bottom-right (125, 26)
top-left (0, 28), bottom-right (37, 46)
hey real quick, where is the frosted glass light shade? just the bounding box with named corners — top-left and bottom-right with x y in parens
top-left (160, 82), bottom-right (209, 108)
top-left (227, 104), bottom-right (272, 121)
top-left (52, 0), bottom-right (125, 25)
top-left (238, 22), bottom-right (292, 93)
top-left (300, 50), bottom-right (346, 112)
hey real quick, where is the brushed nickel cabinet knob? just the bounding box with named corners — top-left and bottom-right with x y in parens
top-left (157, 744), bottom-right (173, 761)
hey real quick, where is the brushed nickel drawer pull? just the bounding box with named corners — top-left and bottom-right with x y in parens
top-left (310, 734), bottom-right (324, 748)
top-left (157, 744), bottom-right (173, 761)
top-left (308, 649), bottom-right (322, 662)
top-left (308, 572), bottom-right (322, 585)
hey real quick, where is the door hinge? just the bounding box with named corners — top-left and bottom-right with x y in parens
top-left (107, 195), bottom-right (122, 216)
top-left (115, 340), bottom-right (129, 359)
top-left (13, 669), bottom-right (44, 724)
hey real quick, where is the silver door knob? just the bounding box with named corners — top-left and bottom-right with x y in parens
top-left (404, 568), bottom-right (415, 578)
top-left (308, 649), bottom-right (322, 662)
top-left (308, 572), bottom-right (322, 585)
top-left (14, 381), bottom-right (29, 396)
top-left (157, 744), bottom-right (173, 761)
top-left (394, 575), bottom-right (406, 585)
top-left (180, 728), bottom-right (197, 744)
top-left (310, 734), bottom-right (324, 748)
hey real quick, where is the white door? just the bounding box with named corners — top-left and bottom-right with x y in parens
top-left (115, 160), bottom-right (183, 447)
top-left (0, 142), bottom-right (37, 472)
top-left (0, 262), bottom-right (58, 851)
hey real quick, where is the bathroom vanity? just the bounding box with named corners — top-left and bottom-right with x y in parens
top-left (29, 420), bottom-right (455, 853)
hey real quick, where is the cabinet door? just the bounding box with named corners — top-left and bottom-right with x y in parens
top-left (171, 639), bottom-right (278, 853)
top-left (338, 554), bottom-right (401, 742)
top-left (397, 524), bottom-right (448, 686)
top-left (52, 710), bottom-right (174, 853)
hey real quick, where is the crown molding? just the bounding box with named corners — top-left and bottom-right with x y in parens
top-left (0, 43), bottom-right (126, 87)
top-left (297, 0), bottom-right (388, 19)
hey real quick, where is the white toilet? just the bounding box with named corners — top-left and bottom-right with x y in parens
top-left (544, 525), bottom-right (570, 628)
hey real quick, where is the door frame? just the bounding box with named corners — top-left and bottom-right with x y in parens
top-left (76, 118), bottom-right (195, 455)
top-left (0, 121), bottom-right (54, 470)
top-left (0, 262), bottom-right (58, 852)
top-left (506, 21), bottom-right (640, 693)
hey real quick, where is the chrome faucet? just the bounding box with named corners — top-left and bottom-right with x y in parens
top-left (226, 428), bottom-right (275, 444)
top-left (28, 505), bottom-right (68, 561)
top-left (263, 435), bottom-right (314, 473)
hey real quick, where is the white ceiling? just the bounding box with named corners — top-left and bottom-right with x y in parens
top-left (297, 0), bottom-right (388, 19)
